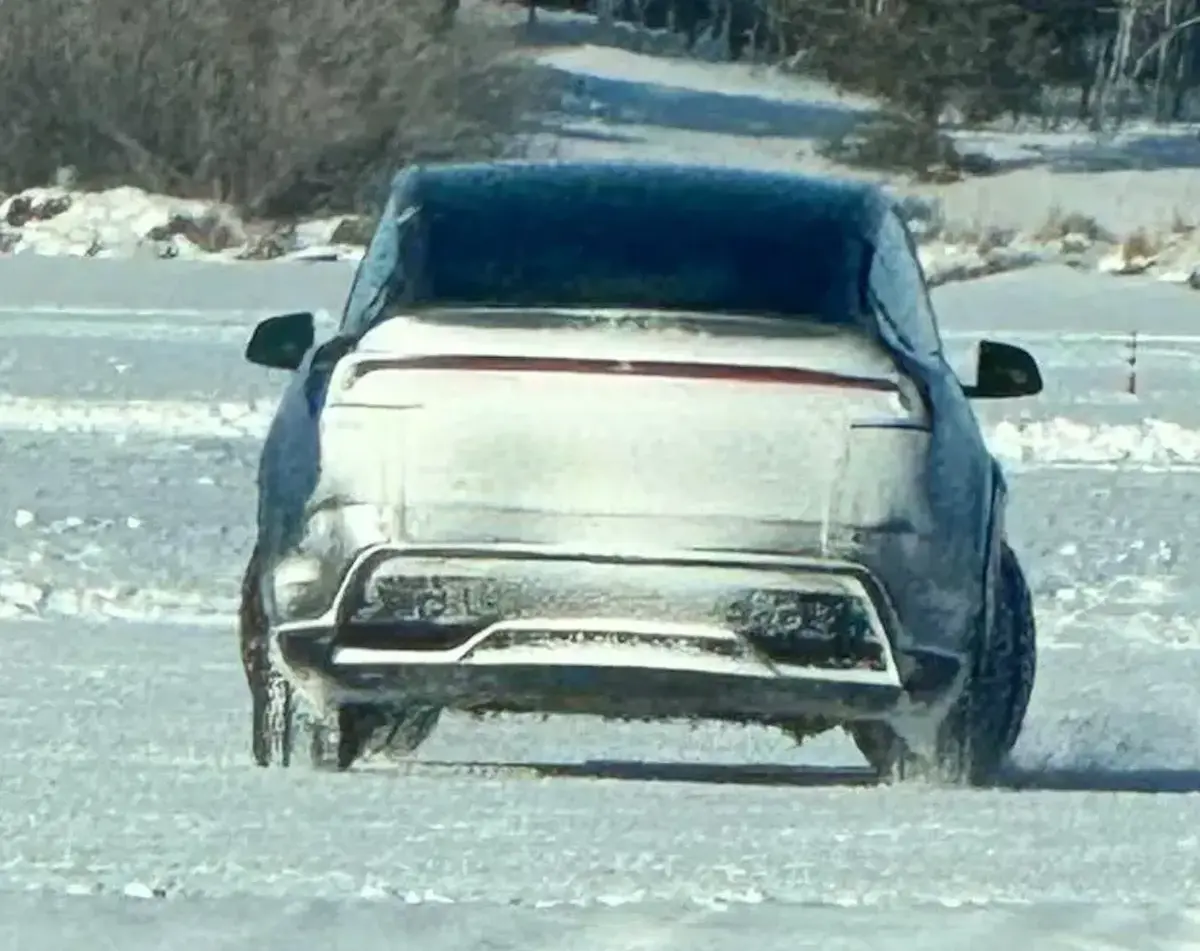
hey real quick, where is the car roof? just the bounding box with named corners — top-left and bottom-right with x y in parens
top-left (340, 161), bottom-right (940, 361)
top-left (382, 161), bottom-right (888, 322)
top-left (396, 161), bottom-right (887, 231)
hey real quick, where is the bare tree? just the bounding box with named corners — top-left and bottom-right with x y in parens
top-left (776, 0), bottom-right (1051, 173)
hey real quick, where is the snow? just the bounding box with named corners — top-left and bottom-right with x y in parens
top-left (0, 396), bottom-right (270, 437)
top-left (7, 892), bottom-right (1200, 951)
top-left (990, 418), bottom-right (1200, 470)
top-left (0, 186), bottom-right (365, 263)
top-left (3, 258), bottom-right (1200, 949)
top-left (7, 15), bottom-right (1200, 950)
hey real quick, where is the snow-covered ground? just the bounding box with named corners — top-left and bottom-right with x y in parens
top-left (0, 186), bottom-right (368, 263)
top-left (4, 256), bottom-right (1200, 948)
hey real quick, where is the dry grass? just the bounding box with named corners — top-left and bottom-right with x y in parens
top-left (1120, 228), bottom-right (1158, 263)
top-left (0, 0), bottom-right (542, 217)
top-left (1031, 205), bottom-right (1115, 244)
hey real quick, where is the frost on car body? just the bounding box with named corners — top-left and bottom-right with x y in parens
top-left (240, 160), bottom-right (1043, 784)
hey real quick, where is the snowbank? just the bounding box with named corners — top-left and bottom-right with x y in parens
top-left (901, 190), bottom-right (1200, 289)
top-left (989, 417), bottom-right (1200, 469)
top-left (5, 181), bottom-right (1200, 291)
top-left (919, 226), bottom-right (1200, 290)
top-left (0, 186), bottom-right (365, 264)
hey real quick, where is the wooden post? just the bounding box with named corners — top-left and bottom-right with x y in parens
top-left (1127, 329), bottom-right (1139, 395)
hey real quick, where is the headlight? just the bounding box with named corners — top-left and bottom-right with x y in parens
top-left (271, 508), bottom-right (349, 622)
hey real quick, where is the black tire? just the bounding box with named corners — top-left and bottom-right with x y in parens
top-left (374, 707), bottom-right (442, 760)
top-left (240, 542), bottom-right (442, 772)
top-left (312, 705), bottom-right (442, 771)
top-left (251, 655), bottom-right (296, 767)
top-left (852, 541), bottom-right (1037, 786)
top-left (300, 711), bottom-right (343, 770)
top-left (242, 544), bottom-right (299, 768)
top-left (996, 543), bottom-right (1037, 757)
top-left (303, 709), bottom-right (364, 771)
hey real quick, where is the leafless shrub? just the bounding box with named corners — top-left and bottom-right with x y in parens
top-left (817, 115), bottom-right (965, 181)
top-left (0, 0), bottom-right (541, 217)
top-left (1032, 206), bottom-right (1116, 244)
top-left (1121, 228), bottom-right (1159, 262)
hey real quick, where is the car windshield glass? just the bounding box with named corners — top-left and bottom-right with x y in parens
top-left (415, 192), bottom-right (866, 326)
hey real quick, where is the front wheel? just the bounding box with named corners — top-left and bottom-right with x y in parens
top-left (250, 656), bottom-right (296, 767)
top-left (375, 706), bottom-right (442, 760)
top-left (311, 705), bottom-right (443, 771)
top-left (852, 541), bottom-right (1037, 786)
top-left (243, 545), bottom-right (297, 768)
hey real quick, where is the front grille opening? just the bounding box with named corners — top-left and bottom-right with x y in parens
top-left (340, 575), bottom-right (498, 651)
top-left (335, 620), bottom-right (484, 652)
top-left (355, 574), bottom-right (502, 621)
top-left (725, 590), bottom-right (888, 672)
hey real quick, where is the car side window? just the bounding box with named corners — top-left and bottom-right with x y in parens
top-left (339, 180), bottom-right (422, 338)
top-left (338, 216), bottom-right (390, 338)
top-left (866, 210), bottom-right (943, 356)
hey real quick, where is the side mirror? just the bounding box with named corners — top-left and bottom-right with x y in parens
top-left (962, 339), bottom-right (1042, 400)
top-left (245, 311), bottom-right (315, 371)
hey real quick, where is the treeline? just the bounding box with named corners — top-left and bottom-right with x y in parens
top-left (4, 0), bottom-right (1197, 210)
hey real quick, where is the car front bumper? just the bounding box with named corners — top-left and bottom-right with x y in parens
top-left (264, 538), bottom-right (961, 724)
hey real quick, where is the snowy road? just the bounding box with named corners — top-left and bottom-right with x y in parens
top-left (5, 258), bottom-right (1200, 948)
